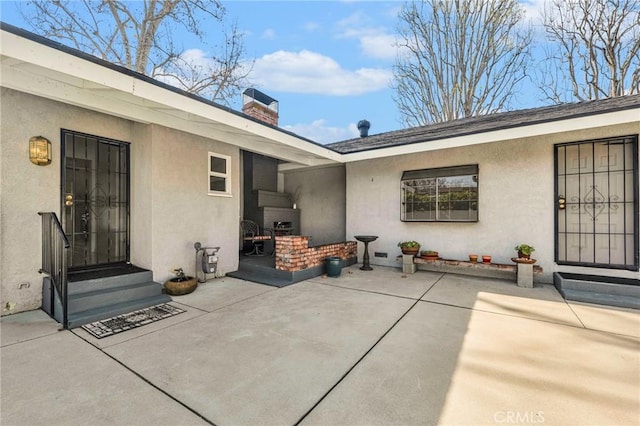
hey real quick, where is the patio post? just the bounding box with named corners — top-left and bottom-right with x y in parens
top-left (402, 254), bottom-right (416, 274)
top-left (516, 263), bottom-right (534, 288)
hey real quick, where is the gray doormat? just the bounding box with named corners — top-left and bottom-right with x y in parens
top-left (81, 304), bottom-right (185, 339)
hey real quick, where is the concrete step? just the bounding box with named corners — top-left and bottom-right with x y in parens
top-left (228, 256), bottom-right (356, 287)
top-left (561, 289), bottom-right (640, 310)
top-left (67, 281), bottom-right (165, 314)
top-left (42, 264), bottom-right (173, 329)
top-left (554, 272), bottom-right (639, 310)
top-left (67, 294), bottom-right (172, 329)
top-left (68, 268), bottom-right (153, 295)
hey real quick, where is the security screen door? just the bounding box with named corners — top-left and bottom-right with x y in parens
top-left (62, 130), bottom-right (130, 269)
top-left (555, 136), bottom-right (638, 270)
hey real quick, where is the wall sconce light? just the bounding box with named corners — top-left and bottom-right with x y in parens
top-left (29, 136), bottom-right (52, 165)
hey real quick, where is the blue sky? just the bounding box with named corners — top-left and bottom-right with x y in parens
top-left (0, 1), bottom-right (547, 144)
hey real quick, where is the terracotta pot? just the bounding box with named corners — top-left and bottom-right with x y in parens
top-left (401, 247), bottom-right (420, 256)
top-left (421, 254), bottom-right (439, 261)
top-left (482, 255), bottom-right (492, 264)
top-left (164, 276), bottom-right (197, 295)
top-left (469, 255), bottom-right (478, 263)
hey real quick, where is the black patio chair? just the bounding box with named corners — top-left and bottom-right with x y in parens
top-left (240, 220), bottom-right (274, 256)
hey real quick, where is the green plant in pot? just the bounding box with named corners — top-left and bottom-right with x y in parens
top-left (514, 244), bottom-right (535, 259)
top-left (398, 241), bottom-right (421, 255)
top-left (421, 250), bottom-right (439, 258)
top-left (164, 267), bottom-right (197, 296)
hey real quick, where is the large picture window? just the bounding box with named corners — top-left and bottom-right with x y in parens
top-left (208, 152), bottom-right (231, 196)
top-left (401, 165), bottom-right (478, 222)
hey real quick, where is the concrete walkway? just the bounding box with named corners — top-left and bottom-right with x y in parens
top-left (2, 266), bottom-right (639, 425)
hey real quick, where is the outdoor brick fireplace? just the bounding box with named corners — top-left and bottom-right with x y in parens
top-left (275, 236), bottom-right (357, 272)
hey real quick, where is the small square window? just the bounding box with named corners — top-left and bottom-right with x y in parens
top-left (208, 152), bottom-right (231, 197)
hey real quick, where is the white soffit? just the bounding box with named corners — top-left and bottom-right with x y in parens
top-left (339, 108), bottom-right (640, 163)
top-left (0, 29), bottom-right (341, 167)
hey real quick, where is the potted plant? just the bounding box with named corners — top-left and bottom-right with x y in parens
top-left (469, 254), bottom-right (478, 263)
top-left (398, 241), bottom-right (421, 255)
top-left (164, 268), bottom-right (197, 296)
top-left (514, 244), bottom-right (535, 259)
top-left (420, 250), bottom-right (439, 260)
top-left (482, 255), bottom-right (492, 264)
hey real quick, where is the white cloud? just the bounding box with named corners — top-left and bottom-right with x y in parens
top-left (262, 28), bottom-right (276, 40)
top-left (283, 119), bottom-right (359, 144)
top-left (334, 11), bottom-right (399, 60)
top-left (519, 0), bottom-right (545, 25)
top-left (303, 21), bottom-right (321, 32)
top-left (251, 50), bottom-right (392, 96)
top-left (359, 33), bottom-right (398, 60)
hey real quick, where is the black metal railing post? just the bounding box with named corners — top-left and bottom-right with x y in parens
top-left (38, 212), bottom-right (70, 328)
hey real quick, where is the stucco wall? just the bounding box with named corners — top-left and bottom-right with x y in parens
top-left (1, 89), bottom-right (240, 316)
top-left (144, 125), bottom-right (239, 283)
top-left (283, 164), bottom-right (346, 245)
top-left (0, 89), bottom-right (134, 315)
top-left (346, 123), bottom-right (640, 283)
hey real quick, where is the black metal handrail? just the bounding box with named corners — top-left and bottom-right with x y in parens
top-left (38, 212), bottom-right (70, 328)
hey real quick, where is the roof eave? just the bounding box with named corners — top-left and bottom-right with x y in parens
top-left (339, 107), bottom-right (640, 162)
top-left (0, 24), bottom-right (342, 166)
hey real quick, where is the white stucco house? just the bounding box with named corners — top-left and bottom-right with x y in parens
top-left (1, 23), bottom-right (638, 326)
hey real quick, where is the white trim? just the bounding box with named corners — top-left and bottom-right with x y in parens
top-left (208, 152), bottom-right (231, 197)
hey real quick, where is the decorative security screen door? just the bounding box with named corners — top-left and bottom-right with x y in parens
top-left (555, 136), bottom-right (638, 270)
top-left (62, 130), bottom-right (130, 269)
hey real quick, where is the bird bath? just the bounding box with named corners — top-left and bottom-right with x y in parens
top-left (354, 235), bottom-right (378, 271)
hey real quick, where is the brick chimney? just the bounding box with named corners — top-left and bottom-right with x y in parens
top-left (242, 88), bottom-right (279, 127)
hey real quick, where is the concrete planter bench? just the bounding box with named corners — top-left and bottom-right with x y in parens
top-left (399, 255), bottom-right (543, 288)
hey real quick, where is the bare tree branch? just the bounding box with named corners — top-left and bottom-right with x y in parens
top-left (19, 0), bottom-right (248, 105)
top-left (539, 0), bottom-right (640, 103)
top-left (392, 0), bottom-right (532, 127)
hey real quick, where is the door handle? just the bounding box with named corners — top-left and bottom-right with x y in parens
top-left (64, 194), bottom-right (74, 207)
top-left (558, 196), bottom-right (566, 210)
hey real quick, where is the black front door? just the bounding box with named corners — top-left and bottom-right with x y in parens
top-left (61, 130), bottom-right (130, 269)
top-left (555, 135), bottom-right (639, 270)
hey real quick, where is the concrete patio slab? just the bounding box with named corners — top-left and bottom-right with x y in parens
top-left (2, 273), bottom-right (637, 426)
top-left (71, 301), bottom-right (207, 349)
top-left (102, 280), bottom-right (415, 425)
top-left (170, 276), bottom-right (276, 312)
top-left (0, 330), bottom-right (208, 425)
top-left (311, 265), bottom-right (443, 299)
top-left (70, 278), bottom-right (276, 349)
top-left (1, 309), bottom-right (61, 346)
top-left (568, 301), bottom-right (640, 338)
top-left (302, 300), bottom-right (640, 426)
top-left (422, 273), bottom-right (582, 326)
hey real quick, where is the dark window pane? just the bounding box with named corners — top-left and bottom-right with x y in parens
top-left (210, 176), bottom-right (226, 192)
top-left (210, 156), bottom-right (226, 174)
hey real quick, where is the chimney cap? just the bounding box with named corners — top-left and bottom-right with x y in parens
top-left (243, 88), bottom-right (279, 112)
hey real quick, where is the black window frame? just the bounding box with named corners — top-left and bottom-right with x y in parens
top-left (401, 164), bottom-right (479, 222)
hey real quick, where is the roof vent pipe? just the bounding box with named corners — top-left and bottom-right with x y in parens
top-left (357, 119), bottom-right (370, 137)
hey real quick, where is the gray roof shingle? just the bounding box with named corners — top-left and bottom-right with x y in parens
top-left (326, 95), bottom-right (640, 154)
